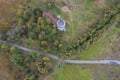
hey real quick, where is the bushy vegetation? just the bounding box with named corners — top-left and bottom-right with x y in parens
top-left (1, 0), bottom-right (63, 80)
top-left (14, 3), bottom-right (64, 54)
top-left (0, 0), bottom-right (120, 80)
top-left (0, 43), bottom-right (53, 80)
top-left (0, 1), bottom-right (64, 74)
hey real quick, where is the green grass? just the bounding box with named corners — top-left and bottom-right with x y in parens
top-left (28, 0), bottom-right (42, 8)
top-left (50, 64), bottom-right (91, 80)
top-left (76, 22), bottom-right (120, 60)
top-left (101, 75), bottom-right (107, 80)
top-left (51, 24), bottom-right (120, 80)
top-left (106, 27), bottom-right (120, 39)
top-left (77, 43), bottom-right (103, 59)
top-left (66, 0), bottom-right (99, 40)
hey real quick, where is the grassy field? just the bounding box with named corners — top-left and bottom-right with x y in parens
top-left (50, 64), bottom-right (91, 80)
top-left (61, 0), bottom-right (101, 41)
top-left (77, 43), bottom-right (102, 60)
top-left (49, 0), bottom-right (120, 80)
top-left (49, 0), bottom-right (104, 80)
top-left (50, 23), bottom-right (120, 80)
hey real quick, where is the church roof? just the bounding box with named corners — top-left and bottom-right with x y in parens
top-left (42, 12), bottom-right (58, 24)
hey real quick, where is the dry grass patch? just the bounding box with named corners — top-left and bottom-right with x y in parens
top-left (0, 0), bottom-right (22, 33)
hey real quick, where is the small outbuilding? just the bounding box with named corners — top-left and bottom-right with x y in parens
top-left (42, 12), bottom-right (66, 31)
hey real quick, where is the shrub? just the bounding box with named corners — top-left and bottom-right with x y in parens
top-left (46, 18), bottom-right (52, 24)
top-left (1, 44), bottom-right (10, 52)
top-left (10, 52), bottom-right (24, 69)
